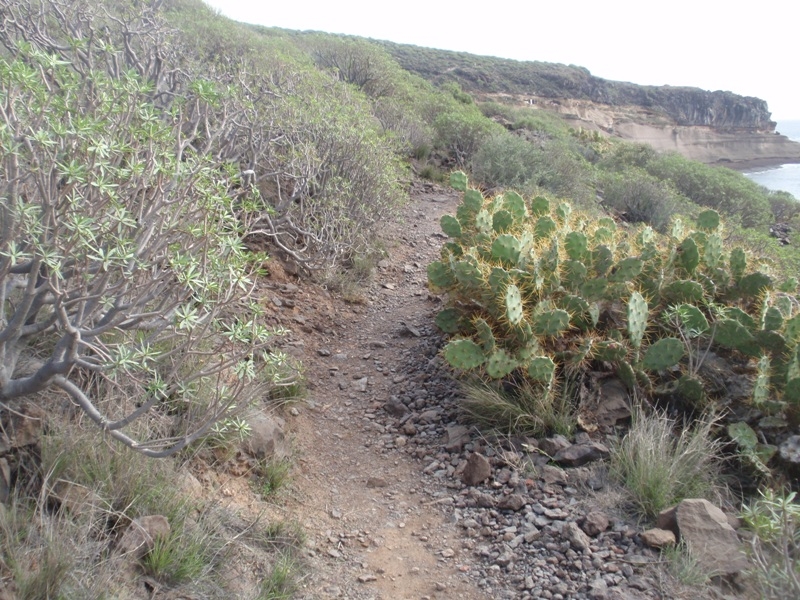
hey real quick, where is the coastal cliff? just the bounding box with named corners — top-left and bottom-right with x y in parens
top-left (382, 41), bottom-right (800, 168)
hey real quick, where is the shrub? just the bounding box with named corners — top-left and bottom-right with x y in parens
top-left (598, 168), bottom-right (684, 231)
top-left (471, 131), bottom-right (539, 190)
top-left (608, 410), bottom-right (722, 518)
top-left (433, 106), bottom-right (501, 167)
top-left (0, 0), bottom-right (288, 456)
top-left (741, 489), bottom-right (800, 599)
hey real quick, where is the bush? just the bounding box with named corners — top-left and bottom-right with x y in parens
top-left (741, 489), bottom-right (800, 599)
top-left (433, 106), bottom-right (501, 167)
top-left (471, 131), bottom-right (539, 190)
top-left (598, 168), bottom-right (684, 231)
top-left (646, 153), bottom-right (772, 229)
top-left (609, 410), bottom-right (722, 518)
top-left (0, 0), bottom-right (288, 456)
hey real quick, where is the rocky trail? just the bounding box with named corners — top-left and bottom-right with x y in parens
top-left (241, 182), bottom-right (747, 600)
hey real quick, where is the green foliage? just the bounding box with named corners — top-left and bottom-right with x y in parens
top-left (645, 152), bottom-right (772, 229)
top-left (609, 410), bottom-right (722, 519)
top-left (429, 176), bottom-right (800, 467)
top-left (740, 489), bottom-right (800, 599)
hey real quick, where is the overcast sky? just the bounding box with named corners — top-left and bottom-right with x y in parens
top-left (202, 0), bottom-right (799, 121)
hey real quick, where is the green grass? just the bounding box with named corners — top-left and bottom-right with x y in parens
top-left (257, 552), bottom-right (301, 600)
top-left (460, 379), bottom-right (575, 438)
top-left (254, 458), bottom-right (293, 498)
top-left (608, 409), bottom-right (722, 519)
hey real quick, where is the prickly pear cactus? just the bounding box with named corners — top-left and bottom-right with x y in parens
top-left (430, 173), bottom-right (800, 466)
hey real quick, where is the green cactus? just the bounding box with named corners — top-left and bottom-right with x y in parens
top-left (609, 257), bottom-right (643, 283)
top-left (678, 237), bottom-right (700, 274)
top-left (533, 309), bottom-right (570, 337)
top-left (556, 202), bottom-right (572, 222)
top-left (785, 314), bottom-right (800, 345)
top-left (593, 340), bottom-right (628, 362)
top-left (753, 355), bottom-right (771, 406)
top-left (486, 348), bottom-right (518, 379)
top-left (530, 196), bottom-right (550, 217)
top-left (591, 245), bottom-right (614, 277)
top-left (663, 279), bottom-right (705, 304)
top-left (444, 339), bottom-right (486, 370)
top-left (642, 337), bottom-right (684, 371)
top-left (674, 304), bottom-right (710, 336)
top-left (580, 278), bottom-right (608, 300)
top-left (763, 306), bottom-right (784, 331)
top-left (473, 318), bottom-right (496, 352)
top-left (535, 216), bottom-right (557, 240)
top-left (527, 356), bottom-right (555, 385)
top-left (775, 295), bottom-right (794, 319)
top-left (779, 277), bottom-right (798, 293)
top-left (440, 215), bottom-right (462, 238)
top-left (704, 233), bottom-right (722, 269)
top-left (593, 227), bottom-right (614, 244)
top-left (488, 267), bottom-right (511, 295)
top-left (476, 208), bottom-right (493, 235)
top-left (454, 261), bottom-right (484, 288)
top-left (714, 318), bottom-right (755, 351)
top-left (435, 308), bottom-right (461, 333)
top-left (727, 421), bottom-right (774, 476)
top-left (671, 218), bottom-right (686, 240)
top-left (617, 360), bottom-right (637, 391)
top-left (503, 191), bottom-right (527, 221)
top-left (726, 307), bottom-right (757, 330)
top-left (565, 231), bottom-right (589, 262)
top-left (730, 247), bottom-right (747, 282)
top-left (492, 210), bottom-right (514, 233)
top-left (628, 292), bottom-right (649, 351)
top-left (562, 260), bottom-right (588, 291)
top-left (696, 209), bottom-right (721, 231)
top-left (736, 272), bottom-right (773, 299)
top-left (491, 234), bottom-right (522, 265)
top-left (505, 284), bottom-right (524, 325)
top-left (677, 375), bottom-right (705, 406)
top-left (450, 171), bottom-right (468, 191)
top-left (428, 261), bottom-right (456, 290)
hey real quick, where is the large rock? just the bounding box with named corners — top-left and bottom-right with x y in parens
top-left (117, 515), bottom-right (171, 558)
top-left (581, 511), bottom-right (610, 537)
top-left (461, 452), bottom-right (492, 486)
top-left (675, 499), bottom-right (749, 576)
top-left (242, 412), bottom-right (288, 460)
top-left (563, 521), bottom-right (591, 551)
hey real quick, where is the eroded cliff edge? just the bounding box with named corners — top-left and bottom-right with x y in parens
top-left (383, 42), bottom-right (800, 169)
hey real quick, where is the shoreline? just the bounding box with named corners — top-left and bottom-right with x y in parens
top-left (712, 156), bottom-right (800, 172)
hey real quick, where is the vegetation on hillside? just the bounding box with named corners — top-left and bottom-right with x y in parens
top-left (2, 0), bottom-right (799, 596)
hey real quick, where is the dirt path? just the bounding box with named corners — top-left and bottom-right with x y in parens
top-left (276, 183), bottom-right (489, 599)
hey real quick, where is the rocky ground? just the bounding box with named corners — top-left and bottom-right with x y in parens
top-left (247, 181), bottom-right (753, 600)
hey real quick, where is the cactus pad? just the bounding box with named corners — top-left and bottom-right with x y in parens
top-left (678, 237), bottom-right (700, 274)
top-left (609, 257), bottom-right (643, 283)
top-left (503, 191), bottom-right (527, 221)
top-left (627, 292), bottom-right (649, 349)
top-left (443, 339), bottom-right (486, 370)
top-left (565, 231), bottom-right (589, 261)
top-left (428, 261), bottom-right (456, 290)
top-left (737, 272), bottom-right (773, 298)
top-left (663, 279), bottom-right (705, 304)
top-left (533, 309), bottom-right (570, 337)
top-left (530, 196), bottom-right (550, 217)
top-left (527, 356), bottom-right (556, 384)
top-left (450, 171), bottom-right (468, 191)
top-left (505, 284), bottom-right (524, 325)
top-left (763, 306), bottom-right (784, 331)
top-left (642, 337), bottom-right (684, 371)
top-left (454, 261), bottom-right (484, 288)
top-left (492, 210), bottom-right (514, 233)
top-left (486, 348), bottom-right (518, 379)
top-left (534, 216), bottom-right (557, 240)
top-left (730, 247), bottom-right (747, 282)
top-left (491, 234), bottom-right (522, 265)
top-left (696, 209), bottom-right (721, 231)
top-left (435, 308), bottom-right (461, 333)
top-left (440, 215), bottom-right (462, 238)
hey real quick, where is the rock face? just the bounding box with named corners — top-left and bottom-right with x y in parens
top-left (673, 499), bottom-right (749, 577)
top-left (383, 41), bottom-right (800, 168)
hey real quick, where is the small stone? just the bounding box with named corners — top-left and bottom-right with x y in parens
top-left (461, 453), bottom-right (492, 486)
top-left (117, 515), bottom-right (170, 558)
top-left (357, 574), bottom-right (377, 583)
top-left (553, 441), bottom-right (610, 467)
top-left (641, 528), bottom-right (676, 548)
top-left (582, 511), bottom-right (610, 537)
top-left (563, 521), bottom-right (591, 551)
top-left (366, 477), bottom-right (388, 488)
top-left (498, 494), bottom-right (526, 512)
top-left (318, 348), bottom-right (331, 356)
top-left (441, 548), bottom-right (455, 558)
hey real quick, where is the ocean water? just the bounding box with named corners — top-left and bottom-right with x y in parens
top-left (743, 120), bottom-right (800, 199)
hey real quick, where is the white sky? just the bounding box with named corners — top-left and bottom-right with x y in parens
top-left (202, 0), bottom-right (799, 121)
